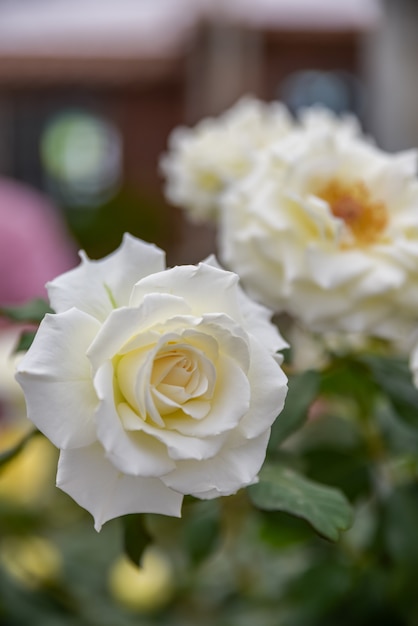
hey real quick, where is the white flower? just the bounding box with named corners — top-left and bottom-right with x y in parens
top-left (16, 234), bottom-right (288, 530)
top-left (108, 548), bottom-right (173, 611)
top-left (160, 96), bottom-right (293, 222)
top-left (219, 124), bottom-right (418, 344)
top-left (298, 106), bottom-right (363, 139)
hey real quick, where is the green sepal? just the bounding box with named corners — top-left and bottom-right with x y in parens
top-left (13, 330), bottom-right (37, 353)
top-left (121, 513), bottom-right (152, 568)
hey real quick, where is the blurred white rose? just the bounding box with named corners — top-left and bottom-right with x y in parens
top-left (0, 329), bottom-right (57, 507)
top-left (16, 235), bottom-right (288, 530)
top-left (298, 106), bottom-right (363, 139)
top-left (160, 96), bottom-right (293, 222)
top-left (108, 547), bottom-right (173, 612)
top-left (0, 535), bottom-right (61, 589)
top-left (220, 124), bottom-right (418, 344)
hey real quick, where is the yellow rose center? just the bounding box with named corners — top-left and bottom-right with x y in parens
top-left (115, 340), bottom-right (216, 427)
top-left (316, 179), bottom-right (388, 246)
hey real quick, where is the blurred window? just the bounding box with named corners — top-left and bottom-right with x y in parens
top-left (280, 70), bottom-right (363, 117)
top-left (40, 110), bottom-right (122, 207)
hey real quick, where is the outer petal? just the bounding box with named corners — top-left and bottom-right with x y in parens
top-left (161, 430), bottom-right (270, 497)
top-left (237, 337), bottom-right (288, 439)
top-left (130, 263), bottom-right (243, 321)
top-left (306, 248), bottom-right (371, 289)
top-left (202, 255), bottom-right (288, 354)
top-left (237, 292), bottom-right (288, 354)
top-left (16, 309), bottom-right (100, 449)
top-left (353, 262), bottom-right (405, 296)
top-left (48, 234), bottom-right (166, 321)
top-left (57, 444), bottom-right (183, 531)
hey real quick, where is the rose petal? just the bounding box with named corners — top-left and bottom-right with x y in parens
top-left (48, 234), bottom-right (166, 320)
top-left (194, 314), bottom-right (250, 371)
top-left (94, 362), bottom-right (176, 477)
top-left (118, 401), bottom-right (228, 462)
top-left (306, 247), bottom-right (371, 289)
top-left (16, 309), bottom-right (100, 449)
top-left (237, 336), bottom-right (288, 439)
top-left (161, 430), bottom-right (270, 497)
top-left (57, 444), bottom-right (182, 531)
top-left (87, 293), bottom-right (190, 371)
top-left (202, 255), bottom-right (288, 354)
top-left (289, 283), bottom-right (358, 325)
top-left (130, 263), bottom-right (242, 321)
top-left (163, 352), bottom-right (251, 438)
top-left (353, 262), bottom-right (405, 295)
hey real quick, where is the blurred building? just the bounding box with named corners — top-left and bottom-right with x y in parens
top-left (364, 0), bottom-right (418, 151)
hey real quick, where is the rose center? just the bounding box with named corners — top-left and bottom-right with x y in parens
top-left (151, 353), bottom-right (195, 390)
top-left (149, 346), bottom-right (215, 421)
top-left (116, 340), bottom-right (217, 428)
top-left (315, 179), bottom-right (388, 246)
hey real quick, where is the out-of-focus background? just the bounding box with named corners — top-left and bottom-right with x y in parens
top-left (2, 2), bottom-right (418, 625)
top-left (0, 0), bottom-right (410, 277)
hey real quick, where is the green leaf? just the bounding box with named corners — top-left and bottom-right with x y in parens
top-left (362, 354), bottom-right (418, 429)
top-left (0, 298), bottom-right (52, 323)
top-left (269, 370), bottom-right (320, 450)
top-left (259, 511), bottom-right (315, 548)
top-left (248, 463), bottom-right (353, 541)
top-left (0, 429), bottom-right (39, 471)
top-left (121, 514), bottom-right (152, 567)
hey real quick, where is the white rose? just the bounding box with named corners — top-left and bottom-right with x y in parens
top-left (16, 234), bottom-right (288, 530)
top-left (219, 125), bottom-right (418, 344)
top-left (160, 96), bottom-right (293, 222)
top-left (298, 106), bottom-right (363, 139)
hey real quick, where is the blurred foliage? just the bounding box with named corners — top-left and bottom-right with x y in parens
top-left (62, 185), bottom-right (174, 260)
top-left (0, 299), bottom-right (52, 324)
top-left (1, 304), bottom-right (418, 624)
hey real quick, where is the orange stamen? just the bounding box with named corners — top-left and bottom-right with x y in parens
top-left (316, 179), bottom-right (388, 246)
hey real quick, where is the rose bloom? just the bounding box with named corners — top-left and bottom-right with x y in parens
top-left (219, 123), bottom-right (418, 344)
top-left (298, 106), bottom-right (362, 139)
top-left (160, 96), bottom-right (293, 223)
top-left (16, 235), bottom-right (288, 530)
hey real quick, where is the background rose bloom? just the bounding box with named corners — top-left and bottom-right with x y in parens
top-left (219, 125), bottom-right (418, 345)
top-left (16, 235), bottom-right (288, 530)
top-left (160, 96), bottom-right (293, 222)
top-left (160, 98), bottom-right (362, 226)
